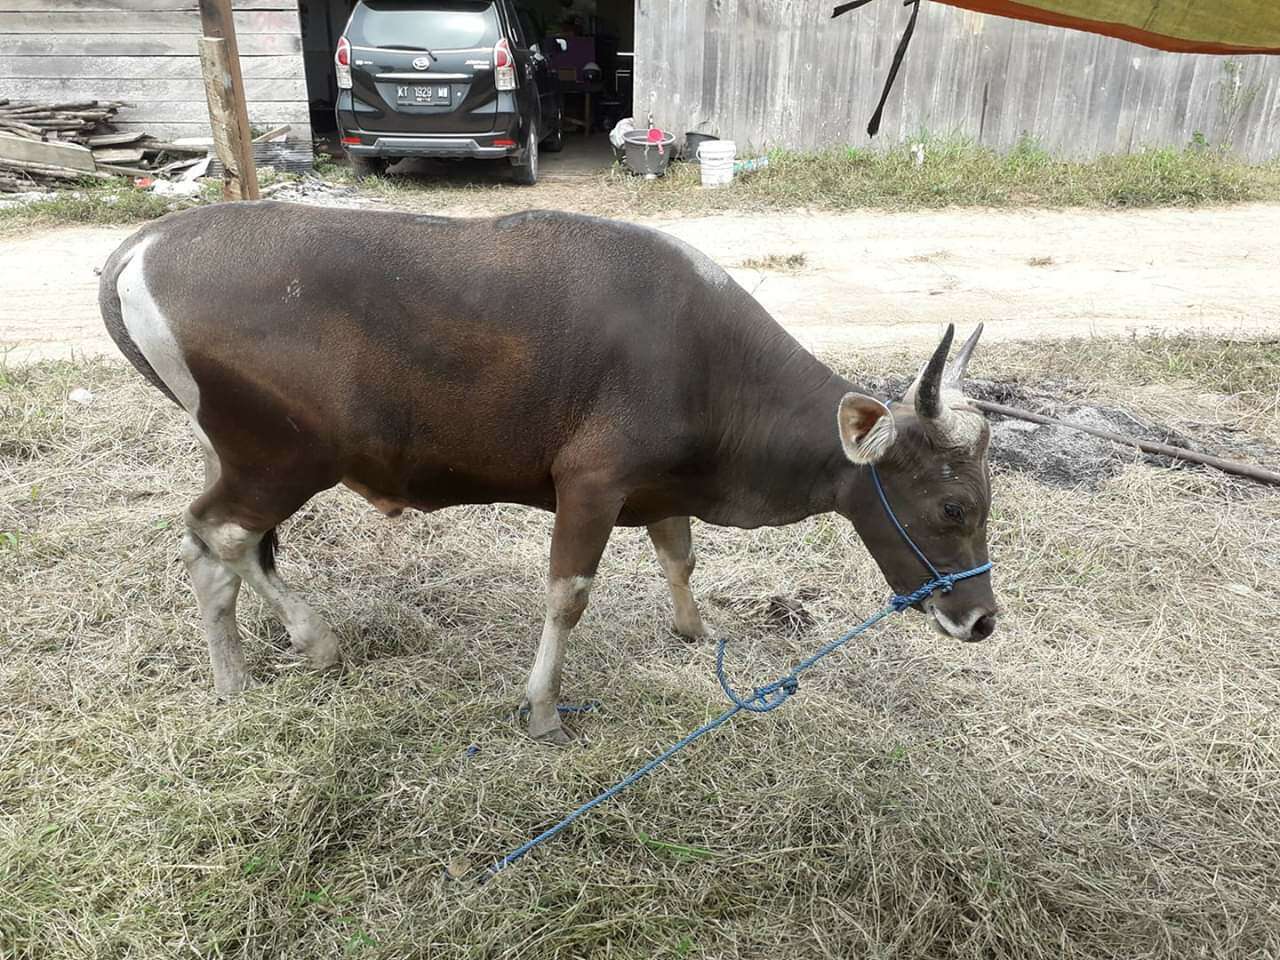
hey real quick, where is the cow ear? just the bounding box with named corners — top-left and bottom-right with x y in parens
top-left (838, 393), bottom-right (897, 464)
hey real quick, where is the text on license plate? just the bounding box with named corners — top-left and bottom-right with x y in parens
top-left (397, 84), bottom-right (451, 104)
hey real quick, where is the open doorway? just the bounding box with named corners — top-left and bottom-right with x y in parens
top-left (297, 0), bottom-right (358, 151)
top-left (297, 0), bottom-right (635, 175)
top-left (525, 0), bottom-right (634, 173)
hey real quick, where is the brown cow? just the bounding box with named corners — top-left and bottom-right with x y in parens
top-left (99, 202), bottom-right (995, 744)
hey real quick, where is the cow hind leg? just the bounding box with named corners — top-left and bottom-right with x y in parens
top-left (525, 482), bottom-right (621, 745)
top-left (647, 516), bottom-right (707, 640)
top-left (185, 496), bottom-right (341, 673)
top-left (180, 530), bottom-right (250, 697)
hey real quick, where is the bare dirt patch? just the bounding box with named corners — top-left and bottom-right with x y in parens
top-left (5, 204), bottom-right (1280, 363)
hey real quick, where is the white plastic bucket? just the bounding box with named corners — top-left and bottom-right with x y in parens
top-left (697, 139), bottom-right (736, 188)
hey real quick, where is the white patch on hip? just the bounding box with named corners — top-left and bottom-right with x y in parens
top-left (116, 235), bottom-right (215, 458)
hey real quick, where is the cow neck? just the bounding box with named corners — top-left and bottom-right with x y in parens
top-left (711, 331), bottom-right (857, 526)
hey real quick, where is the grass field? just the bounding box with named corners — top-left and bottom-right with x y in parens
top-left (2, 338), bottom-right (1279, 958)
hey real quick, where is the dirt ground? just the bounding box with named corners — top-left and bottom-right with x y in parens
top-left (4, 202), bottom-right (1279, 363)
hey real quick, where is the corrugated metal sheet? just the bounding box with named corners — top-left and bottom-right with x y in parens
top-left (635, 0), bottom-right (1280, 160)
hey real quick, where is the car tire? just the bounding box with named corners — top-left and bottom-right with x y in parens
top-left (511, 121), bottom-right (539, 186)
top-left (541, 112), bottom-right (564, 153)
top-left (350, 155), bottom-right (386, 181)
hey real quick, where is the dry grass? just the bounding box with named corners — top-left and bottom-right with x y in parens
top-left (735, 253), bottom-right (808, 273)
top-left (0, 185), bottom-right (181, 240)
top-left (2, 340), bottom-right (1280, 959)
top-left (354, 139), bottom-right (1280, 220)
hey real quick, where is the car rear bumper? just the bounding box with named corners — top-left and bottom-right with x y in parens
top-left (343, 134), bottom-right (515, 159)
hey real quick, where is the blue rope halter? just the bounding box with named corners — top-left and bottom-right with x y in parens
top-left (483, 465), bottom-right (993, 879)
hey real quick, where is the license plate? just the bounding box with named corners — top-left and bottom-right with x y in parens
top-left (396, 84), bottom-right (450, 105)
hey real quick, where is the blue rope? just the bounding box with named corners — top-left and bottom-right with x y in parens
top-left (483, 468), bottom-right (994, 880)
top-left (870, 464), bottom-right (941, 581)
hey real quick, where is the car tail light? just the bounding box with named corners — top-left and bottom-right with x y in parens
top-left (494, 37), bottom-right (515, 91)
top-left (336, 36), bottom-right (352, 90)
top-left (493, 138), bottom-right (516, 147)
top-left (341, 136), bottom-right (361, 145)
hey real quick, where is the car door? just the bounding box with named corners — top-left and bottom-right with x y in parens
top-left (498, 2), bottom-right (542, 136)
top-left (515, 7), bottom-right (559, 128)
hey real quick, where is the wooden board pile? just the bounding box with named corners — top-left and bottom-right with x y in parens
top-left (0, 98), bottom-right (211, 192)
top-left (0, 98), bottom-right (126, 142)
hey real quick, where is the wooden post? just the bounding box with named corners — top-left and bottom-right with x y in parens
top-left (198, 0), bottom-right (258, 200)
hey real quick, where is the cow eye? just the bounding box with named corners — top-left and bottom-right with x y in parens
top-left (943, 502), bottom-right (965, 522)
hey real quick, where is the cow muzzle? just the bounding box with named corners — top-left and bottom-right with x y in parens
top-left (924, 598), bottom-right (997, 642)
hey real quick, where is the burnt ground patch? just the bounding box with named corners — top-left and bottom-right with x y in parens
top-left (861, 373), bottom-right (1278, 489)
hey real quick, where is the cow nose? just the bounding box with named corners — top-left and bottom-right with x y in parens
top-left (970, 613), bottom-right (996, 641)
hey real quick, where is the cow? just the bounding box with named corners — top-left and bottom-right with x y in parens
top-left (99, 202), bottom-right (996, 744)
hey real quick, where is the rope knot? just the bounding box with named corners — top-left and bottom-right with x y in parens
top-left (781, 677), bottom-right (799, 696)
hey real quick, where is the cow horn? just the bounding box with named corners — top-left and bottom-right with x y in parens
top-left (909, 324), bottom-right (955, 420)
top-left (943, 322), bottom-right (984, 389)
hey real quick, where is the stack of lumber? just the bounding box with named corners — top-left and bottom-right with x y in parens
top-left (0, 133), bottom-right (107, 193)
top-left (0, 98), bottom-right (213, 192)
top-left (0, 98), bottom-right (126, 143)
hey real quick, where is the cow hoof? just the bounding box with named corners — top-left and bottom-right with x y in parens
top-left (530, 724), bottom-right (572, 746)
top-left (308, 648), bottom-right (342, 672)
top-left (671, 622), bottom-right (709, 642)
top-left (526, 709), bottom-right (571, 745)
top-left (213, 674), bottom-right (258, 700)
top-left (293, 628), bottom-right (341, 671)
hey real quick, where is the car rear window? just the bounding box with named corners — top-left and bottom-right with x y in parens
top-left (348, 1), bottom-right (499, 50)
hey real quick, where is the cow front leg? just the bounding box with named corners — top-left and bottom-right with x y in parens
top-left (647, 516), bottom-right (707, 639)
top-left (525, 485), bottom-right (620, 745)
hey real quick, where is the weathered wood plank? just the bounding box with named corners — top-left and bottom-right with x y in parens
top-left (113, 99), bottom-right (307, 122)
top-left (90, 145), bottom-right (145, 162)
top-left (638, 0), bottom-right (1280, 161)
top-left (85, 130), bottom-right (145, 145)
top-left (0, 76), bottom-right (307, 100)
top-left (0, 0), bottom-right (199, 8)
top-left (1, 33), bottom-right (301, 55)
top-left (0, 10), bottom-right (298, 33)
top-left (111, 119), bottom-right (310, 139)
top-left (199, 33), bottom-right (256, 199)
top-left (0, 1), bottom-right (294, 9)
top-left (0, 130), bottom-right (95, 170)
top-left (0, 54), bottom-right (303, 79)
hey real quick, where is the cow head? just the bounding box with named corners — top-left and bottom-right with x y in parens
top-left (835, 324), bottom-right (997, 642)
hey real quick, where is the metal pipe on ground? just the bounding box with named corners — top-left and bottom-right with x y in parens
top-left (970, 399), bottom-right (1280, 487)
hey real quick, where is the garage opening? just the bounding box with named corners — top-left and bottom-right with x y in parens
top-left (297, 0), bottom-right (635, 176)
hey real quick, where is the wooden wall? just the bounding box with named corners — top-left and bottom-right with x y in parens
top-left (635, 0), bottom-right (1280, 161)
top-left (0, 0), bottom-right (310, 143)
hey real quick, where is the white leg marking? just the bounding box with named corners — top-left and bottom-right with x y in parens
top-left (525, 575), bottom-right (592, 743)
top-left (180, 532), bottom-right (249, 696)
top-left (194, 519), bottom-right (341, 671)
